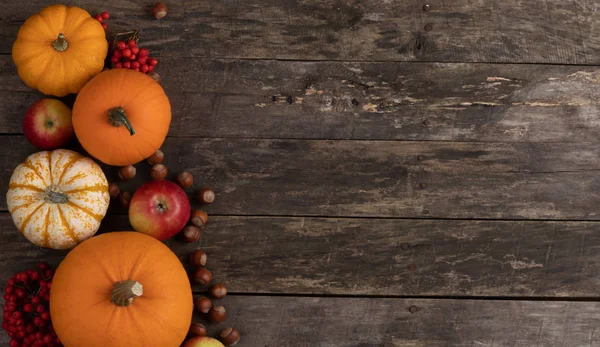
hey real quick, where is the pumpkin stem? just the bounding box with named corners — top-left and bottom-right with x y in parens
top-left (52, 33), bottom-right (68, 52)
top-left (44, 186), bottom-right (68, 204)
top-left (108, 107), bottom-right (136, 136)
top-left (111, 280), bottom-right (143, 307)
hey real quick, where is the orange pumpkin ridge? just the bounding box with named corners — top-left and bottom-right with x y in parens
top-left (57, 205), bottom-right (79, 244)
top-left (72, 69), bottom-right (171, 166)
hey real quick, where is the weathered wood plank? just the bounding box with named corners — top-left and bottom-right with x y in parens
top-left (3, 56), bottom-right (600, 142)
top-left (4, 136), bottom-right (600, 220)
top-left (162, 60), bottom-right (600, 142)
top-left (1, 292), bottom-right (600, 346)
top-left (2, 0), bottom-right (598, 64)
top-left (196, 297), bottom-right (600, 347)
top-left (2, 213), bottom-right (600, 297)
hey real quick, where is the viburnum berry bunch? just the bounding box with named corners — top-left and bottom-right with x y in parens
top-left (111, 40), bottom-right (159, 73)
top-left (2, 263), bottom-right (61, 347)
top-left (93, 11), bottom-right (110, 30)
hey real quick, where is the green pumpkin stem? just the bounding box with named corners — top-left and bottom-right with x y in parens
top-left (108, 107), bottom-right (136, 136)
top-left (44, 186), bottom-right (68, 204)
top-left (111, 280), bottom-right (143, 307)
top-left (51, 33), bottom-right (68, 52)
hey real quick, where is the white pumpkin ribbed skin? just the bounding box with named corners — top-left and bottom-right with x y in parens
top-left (6, 150), bottom-right (109, 249)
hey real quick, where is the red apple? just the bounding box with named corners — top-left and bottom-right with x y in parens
top-left (183, 337), bottom-right (224, 347)
top-left (129, 180), bottom-right (191, 241)
top-left (23, 98), bottom-right (74, 150)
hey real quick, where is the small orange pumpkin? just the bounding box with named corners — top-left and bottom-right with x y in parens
top-left (72, 69), bottom-right (171, 166)
top-left (12, 5), bottom-right (108, 97)
top-left (50, 232), bottom-right (193, 347)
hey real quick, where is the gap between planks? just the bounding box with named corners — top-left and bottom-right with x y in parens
top-left (3, 51), bottom-right (600, 67)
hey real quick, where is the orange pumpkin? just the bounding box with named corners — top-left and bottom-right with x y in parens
top-left (72, 69), bottom-right (171, 166)
top-left (12, 5), bottom-right (108, 97)
top-left (50, 232), bottom-right (193, 347)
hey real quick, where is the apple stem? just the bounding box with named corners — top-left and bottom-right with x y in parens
top-left (44, 186), bottom-right (68, 204)
top-left (52, 33), bottom-right (68, 52)
top-left (111, 280), bottom-right (143, 307)
top-left (108, 107), bottom-right (136, 136)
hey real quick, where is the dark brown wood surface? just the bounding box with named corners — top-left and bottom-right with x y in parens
top-left (4, 56), bottom-right (600, 142)
top-left (3, 290), bottom-right (600, 346)
top-left (202, 297), bottom-right (600, 347)
top-left (2, 0), bottom-right (599, 64)
top-left (2, 211), bottom-right (600, 345)
top-left (2, 0), bottom-right (600, 346)
top-left (5, 136), bottom-right (600, 221)
top-left (2, 213), bottom-right (600, 298)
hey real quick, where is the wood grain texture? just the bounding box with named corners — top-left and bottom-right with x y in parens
top-left (2, 213), bottom-right (600, 297)
top-left (197, 297), bottom-right (600, 347)
top-left (0, 0), bottom-right (600, 64)
top-left (4, 56), bottom-right (600, 142)
top-left (1, 292), bottom-right (600, 346)
top-left (2, 0), bottom-right (599, 64)
top-left (5, 136), bottom-right (600, 220)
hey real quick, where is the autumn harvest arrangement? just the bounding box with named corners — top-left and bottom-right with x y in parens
top-left (4, 3), bottom-right (239, 347)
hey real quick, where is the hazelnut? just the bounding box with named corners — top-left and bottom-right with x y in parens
top-left (182, 226), bottom-right (201, 243)
top-left (194, 296), bottom-right (212, 314)
top-left (219, 327), bottom-right (240, 346)
top-left (198, 187), bottom-right (215, 204)
top-left (147, 149), bottom-right (164, 165)
top-left (188, 322), bottom-right (207, 337)
top-left (177, 171), bottom-right (194, 188)
top-left (151, 2), bottom-right (168, 19)
top-left (119, 191), bottom-right (131, 208)
top-left (151, 164), bottom-right (168, 180)
top-left (190, 210), bottom-right (208, 227)
top-left (148, 72), bottom-right (161, 83)
top-left (190, 250), bottom-right (207, 266)
top-left (210, 283), bottom-right (227, 299)
top-left (118, 165), bottom-right (136, 181)
top-left (193, 267), bottom-right (212, 285)
top-left (208, 305), bottom-right (227, 323)
top-left (108, 183), bottom-right (120, 199)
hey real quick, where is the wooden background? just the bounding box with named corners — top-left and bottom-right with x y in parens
top-left (2, 0), bottom-right (600, 346)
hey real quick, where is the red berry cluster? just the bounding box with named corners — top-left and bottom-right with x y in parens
top-left (93, 11), bottom-right (110, 30)
top-left (111, 40), bottom-right (158, 73)
top-left (2, 263), bottom-right (61, 347)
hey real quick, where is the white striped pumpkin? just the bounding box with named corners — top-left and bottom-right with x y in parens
top-left (6, 150), bottom-right (109, 249)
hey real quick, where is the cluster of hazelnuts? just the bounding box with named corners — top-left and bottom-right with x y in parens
top-left (189, 250), bottom-right (240, 346)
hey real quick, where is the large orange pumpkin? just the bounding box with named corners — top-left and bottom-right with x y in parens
top-left (50, 232), bottom-right (193, 347)
top-left (12, 5), bottom-right (108, 97)
top-left (72, 69), bottom-right (171, 166)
